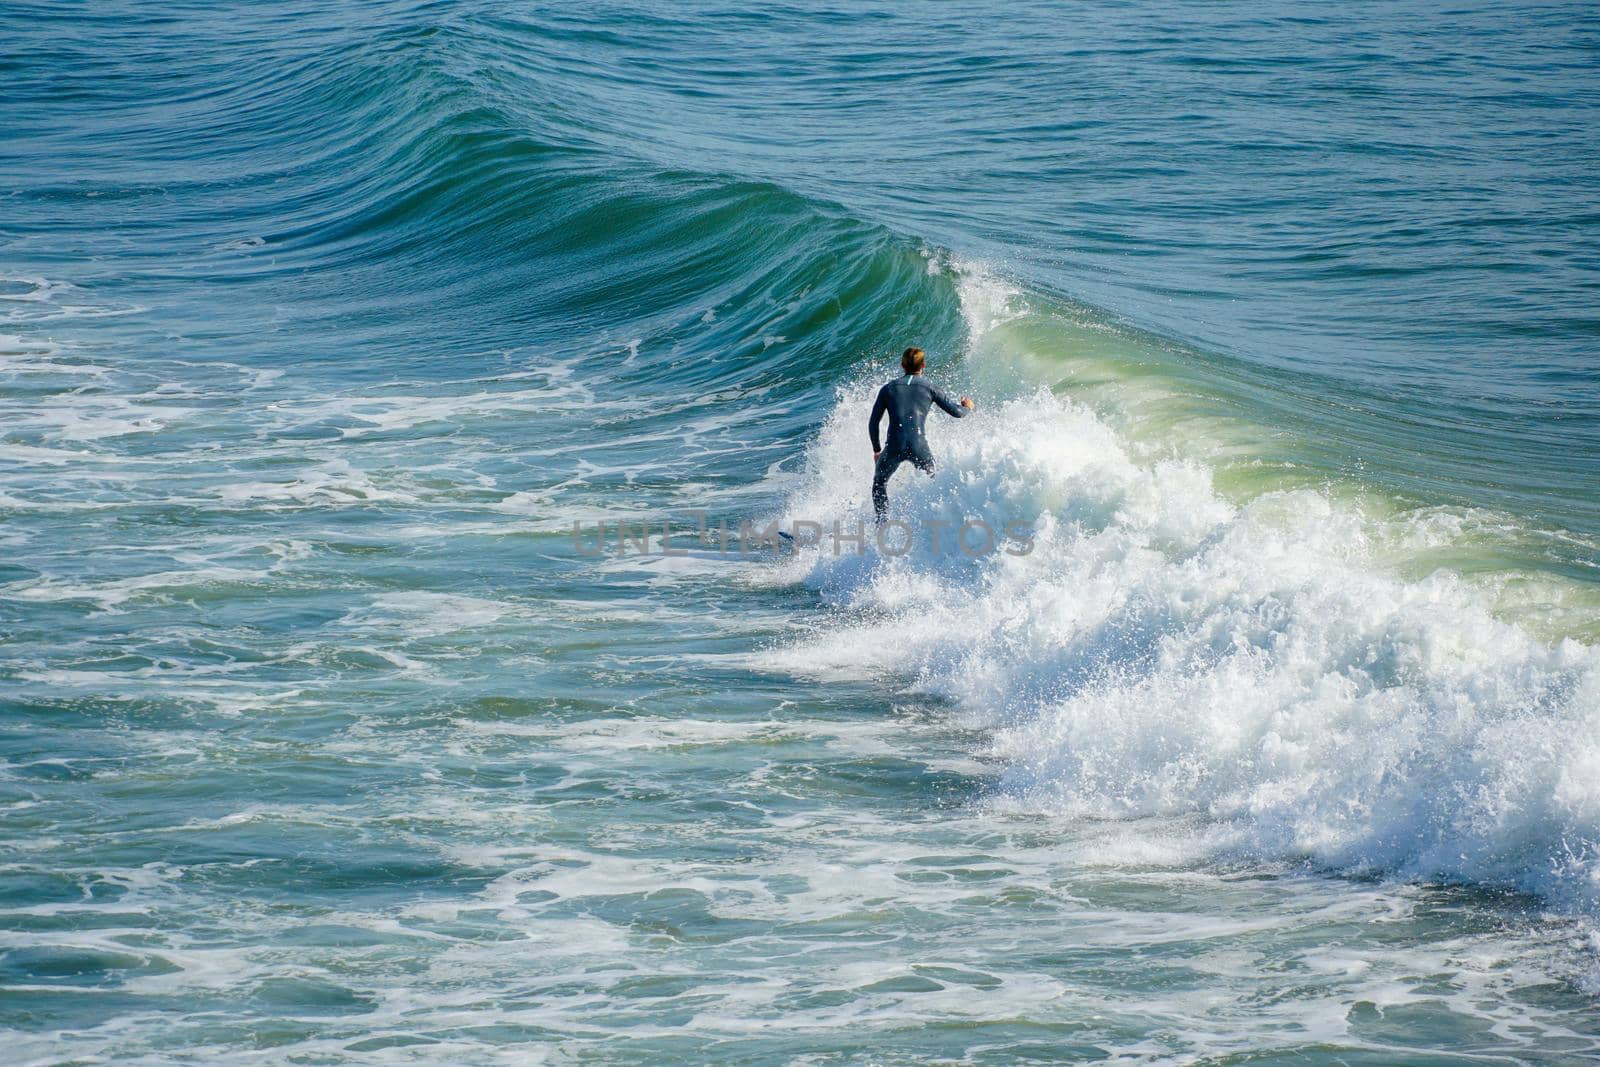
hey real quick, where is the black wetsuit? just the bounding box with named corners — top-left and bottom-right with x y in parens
top-left (868, 374), bottom-right (968, 521)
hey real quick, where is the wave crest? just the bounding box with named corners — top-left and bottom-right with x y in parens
top-left (771, 263), bottom-right (1600, 917)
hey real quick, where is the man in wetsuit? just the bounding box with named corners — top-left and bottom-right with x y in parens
top-left (868, 346), bottom-right (975, 522)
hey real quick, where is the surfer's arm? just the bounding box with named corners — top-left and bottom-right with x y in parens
top-left (868, 387), bottom-right (888, 452)
top-left (931, 386), bottom-right (972, 418)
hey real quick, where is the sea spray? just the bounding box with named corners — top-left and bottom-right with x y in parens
top-left (772, 270), bottom-right (1600, 919)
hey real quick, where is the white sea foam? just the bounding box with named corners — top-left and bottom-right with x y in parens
top-left (263, 382), bottom-right (598, 439)
top-left (2, 563), bottom-right (263, 611)
top-left (339, 591), bottom-right (527, 638)
top-left (0, 275), bottom-right (141, 324)
top-left (213, 458), bottom-right (426, 509)
top-left (770, 262), bottom-right (1600, 918)
top-left (4, 393), bottom-right (194, 442)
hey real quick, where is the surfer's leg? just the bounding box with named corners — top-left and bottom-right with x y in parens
top-left (872, 454), bottom-right (901, 523)
top-left (911, 441), bottom-right (935, 477)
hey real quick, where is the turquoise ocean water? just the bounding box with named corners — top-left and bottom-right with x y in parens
top-left (5, 1), bottom-right (1600, 1061)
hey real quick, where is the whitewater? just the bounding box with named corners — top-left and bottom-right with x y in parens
top-left (775, 263), bottom-right (1600, 927)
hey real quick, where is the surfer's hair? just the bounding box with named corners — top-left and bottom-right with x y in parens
top-left (901, 347), bottom-right (925, 374)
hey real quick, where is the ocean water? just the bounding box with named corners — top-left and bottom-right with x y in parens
top-left (4, 1), bottom-right (1600, 1062)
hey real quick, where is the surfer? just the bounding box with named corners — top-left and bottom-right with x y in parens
top-left (868, 347), bottom-right (974, 522)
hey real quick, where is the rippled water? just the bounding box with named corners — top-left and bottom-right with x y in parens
top-left (4, 2), bottom-right (1600, 1062)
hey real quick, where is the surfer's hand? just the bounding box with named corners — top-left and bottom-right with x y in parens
top-left (873, 450), bottom-right (881, 462)
top-left (960, 396), bottom-right (975, 410)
